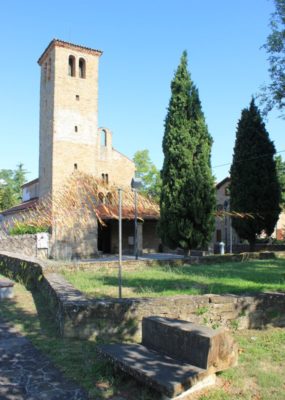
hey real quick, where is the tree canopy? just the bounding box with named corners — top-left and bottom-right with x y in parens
top-left (230, 99), bottom-right (281, 249)
top-left (0, 164), bottom-right (27, 212)
top-left (275, 155), bottom-right (285, 208)
top-left (133, 149), bottom-right (161, 202)
top-left (260, 0), bottom-right (285, 117)
top-left (159, 51), bottom-right (216, 252)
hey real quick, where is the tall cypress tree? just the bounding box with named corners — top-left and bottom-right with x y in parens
top-left (159, 51), bottom-right (216, 252)
top-left (230, 99), bottom-right (281, 250)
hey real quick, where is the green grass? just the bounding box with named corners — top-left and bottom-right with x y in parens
top-left (61, 259), bottom-right (285, 298)
top-left (1, 278), bottom-right (285, 399)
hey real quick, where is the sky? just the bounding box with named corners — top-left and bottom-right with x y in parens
top-left (0, 0), bottom-right (284, 183)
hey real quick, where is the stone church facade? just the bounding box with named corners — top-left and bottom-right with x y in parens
top-left (1, 39), bottom-right (160, 258)
top-left (38, 39), bottom-right (135, 198)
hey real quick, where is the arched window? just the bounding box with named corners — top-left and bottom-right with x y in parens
top-left (101, 129), bottom-right (107, 146)
top-left (68, 55), bottom-right (76, 77)
top-left (79, 58), bottom-right (86, 78)
top-left (98, 192), bottom-right (105, 204)
top-left (106, 192), bottom-right (113, 205)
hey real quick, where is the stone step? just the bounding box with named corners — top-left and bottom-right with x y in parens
top-left (98, 343), bottom-right (215, 399)
top-left (142, 316), bottom-right (238, 372)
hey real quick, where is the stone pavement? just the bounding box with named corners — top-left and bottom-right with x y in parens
top-left (0, 318), bottom-right (88, 400)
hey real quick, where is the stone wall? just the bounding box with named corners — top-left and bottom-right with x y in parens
top-left (0, 251), bottom-right (285, 343)
top-left (0, 235), bottom-right (49, 259)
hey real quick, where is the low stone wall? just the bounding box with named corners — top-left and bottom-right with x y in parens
top-left (0, 251), bottom-right (285, 342)
top-left (0, 234), bottom-right (49, 259)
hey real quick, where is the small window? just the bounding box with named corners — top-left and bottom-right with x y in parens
top-left (106, 192), bottom-right (113, 205)
top-left (102, 173), bottom-right (109, 184)
top-left (68, 55), bottom-right (76, 77)
top-left (44, 62), bottom-right (47, 82)
top-left (79, 58), bottom-right (86, 78)
top-left (74, 163), bottom-right (78, 170)
top-left (216, 229), bottom-right (222, 242)
top-left (101, 130), bottom-right (107, 146)
top-left (98, 192), bottom-right (104, 203)
top-left (225, 186), bottom-right (230, 196)
top-left (74, 126), bottom-right (78, 132)
top-left (76, 95), bottom-right (80, 101)
top-left (47, 58), bottom-right (51, 80)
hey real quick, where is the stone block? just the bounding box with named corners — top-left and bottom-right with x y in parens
top-left (98, 343), bottom-right (214, 398)
top-left (142, 316), bottom-right (238, 372)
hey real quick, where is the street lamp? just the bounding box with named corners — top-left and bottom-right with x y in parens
top-left (118, 188), bottom-right (123, 298)
top-left (131, 177), bottom-right (143, 260)
top-left (223, 199), bottom-right (233, 254)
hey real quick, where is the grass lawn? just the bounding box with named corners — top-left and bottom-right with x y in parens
top-left (61, 259), bottom-right (285, 298)
top-left (0, 277), bottom-right (285, 399)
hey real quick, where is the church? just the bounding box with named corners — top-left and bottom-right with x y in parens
top-left (1, 39), bottom-right (160, 258)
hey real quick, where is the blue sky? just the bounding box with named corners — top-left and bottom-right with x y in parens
top-left (0, 0), bottom-right (284, 183)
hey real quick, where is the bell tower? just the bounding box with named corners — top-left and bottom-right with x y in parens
top-left (37, 39), bottom-right (102, 198)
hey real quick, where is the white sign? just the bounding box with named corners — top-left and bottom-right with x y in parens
top-left (37, 233), bottom-right (49, 249)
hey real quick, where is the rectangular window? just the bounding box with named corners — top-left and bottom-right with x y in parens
top-left (76, 95), bottom-right (80, 101)
top-left (102, 173), bottom-right (109, 184)
top-left (216, 229), bottom-right (222, 242)
top-left (74, 163), bottom-right (78, 170)
top-left (74, 126), bottom-right (78, 132)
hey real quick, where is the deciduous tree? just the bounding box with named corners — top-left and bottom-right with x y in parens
top-left (260, 0), bottom-right (285, 117)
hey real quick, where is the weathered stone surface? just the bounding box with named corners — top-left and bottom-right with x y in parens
top-left (142, 317), bottom-right (238, 372)
top-left (0, 318), bottom-right (88, 399)
top-left (98, 343), bottom-right (212, 398)
top-left (1, 252), bottom-right (285, 341)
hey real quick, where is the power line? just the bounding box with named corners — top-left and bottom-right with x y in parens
top-left (213, 149), bottom-right (285, 169)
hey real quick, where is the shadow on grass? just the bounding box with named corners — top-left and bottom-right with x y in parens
top-left (0, 288), bottom-right (157, 399)
top-left (80, 259), bottom-right (285, 296)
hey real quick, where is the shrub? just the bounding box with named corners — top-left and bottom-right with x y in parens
top-left (9, 223), bottom-right (49, 236)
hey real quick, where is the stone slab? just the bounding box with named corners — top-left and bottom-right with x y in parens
top-left (98, 343), bottom-right (210, 398)
top-left (142, 316), bottom-right (238, 372)
top-left (163, 374), bottom-right (216, 400)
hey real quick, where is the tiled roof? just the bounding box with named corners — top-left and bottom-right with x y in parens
top-left (1, 198), bottom-right (39, 216)
top-left (96, 204), bottom-right (159, 221)
top-left (216, 176), bottom-right (230, 190)
top-left (38, 39), bottom-right (103, 65)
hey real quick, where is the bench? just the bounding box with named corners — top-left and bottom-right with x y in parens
top-left (0, 279), bottom-right (14, 299)
top-left (99, 316), bottom-right (238, 399)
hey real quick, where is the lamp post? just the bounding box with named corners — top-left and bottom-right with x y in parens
top-left (223, 200), bottom-right (229, 252)
top-left (131, 177), bottom-right (143, 260)
top-left (118, 188), bottom-right (122, 298)
top-left (223, 199), bottom-right (233, 254)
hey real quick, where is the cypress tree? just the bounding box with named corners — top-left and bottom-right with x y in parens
top-left (159, 51), bottom-right (216, 252)
top-left (230, 99), bottom-right (281, 250)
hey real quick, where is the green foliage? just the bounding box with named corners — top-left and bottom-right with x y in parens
top-left (159, 51), bottom-right (216, 251)
top-left (260, 0), bottom-right (285, 117)
top-left (275, 155), bottom-right (285, 208)
top-left (62, 259), bottom-right (285, 298)
top-left (133, 149), bottom-right (161, 201)
top-left (230, 99), bottom-right (281, 249)
top-left (9, 223), bottom-right (49, 235)
top-left (0, 163), bottom-right (27, 211)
